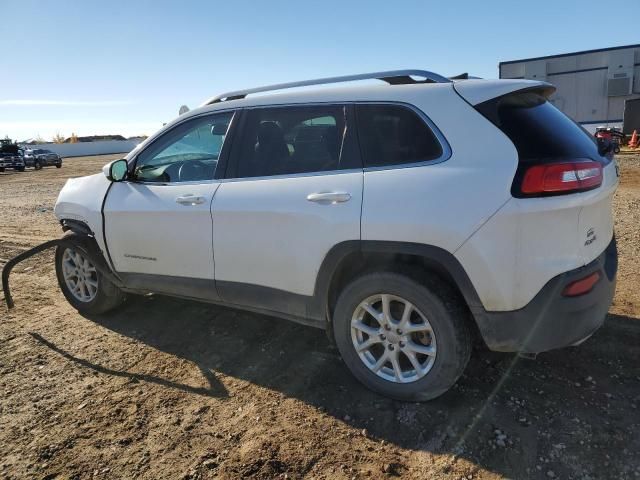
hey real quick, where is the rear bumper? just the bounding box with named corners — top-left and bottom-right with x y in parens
top-left (475, 236), bottom-right (617, 353)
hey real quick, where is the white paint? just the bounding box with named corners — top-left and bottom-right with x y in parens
top-left (54, 78), bottom-right (618, 315)
top-left (453, 79), bottom-right (553, 105)
top-left (103, 181), bottom-right (219, 279)
top-left (361, 87), bottom-right (517, 256)
top-left (54, 173), bottom-right (112, 253)
top-left (213, 172), bottom-right (363, 296)
top-left (456, 162), bottom-right (618, 310)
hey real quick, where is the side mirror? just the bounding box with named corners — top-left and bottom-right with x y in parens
top-left (211, 123), bottom-right (229, 135)
top-left (104, 159), bottom-right (128, 182)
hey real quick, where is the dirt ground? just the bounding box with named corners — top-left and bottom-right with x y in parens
top-left (1, 154), bottom-right (639, 480)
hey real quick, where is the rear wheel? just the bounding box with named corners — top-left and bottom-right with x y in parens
top-left (333, 272), bottom-right (471, 401)
top-left (55, 235), bottom-right (125, 314)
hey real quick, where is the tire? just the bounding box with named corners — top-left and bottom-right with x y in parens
top-left (56, 163), bottom-right (62, 168)
top-left (333, 272), bottom-right (471, 401)
top-left (55, 233), bottom-right (125, 315)
top-left (17, 166), bottom-right (25, 172)
top-left (34, 161), bottom-right (42, 170)
top-left (0, 167), bottom-right (4, 172)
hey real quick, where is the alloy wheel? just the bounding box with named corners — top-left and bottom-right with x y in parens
top-left (351, 293), bottom-right (437, 383)
top-left (61, 248), bottom-right (98, 302)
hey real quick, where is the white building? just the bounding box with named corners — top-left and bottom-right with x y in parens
top-left (500, 44), bottom-right (640, 133)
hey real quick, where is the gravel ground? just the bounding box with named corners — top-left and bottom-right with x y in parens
top-left (0, 154), bottom-right (639, 480)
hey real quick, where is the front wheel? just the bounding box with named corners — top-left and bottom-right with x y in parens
top-left (55, 236), bottom-right (125, 314)
top-left (55, 163), bottom-right (62, 168)
top-left (333, 272), bottom-right (471, 401)
top-left (34, 161), bottom-right (42, 170)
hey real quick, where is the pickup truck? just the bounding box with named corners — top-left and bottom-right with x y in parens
top-left (24, 149), bottom-right (62, 169)
top-left (0, 140), bottom-right (25, 172)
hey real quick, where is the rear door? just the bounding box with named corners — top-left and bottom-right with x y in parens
top-left (212, 104), bottom-right (362, 317)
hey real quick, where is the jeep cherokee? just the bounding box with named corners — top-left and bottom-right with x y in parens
top-left (23, 70), bottom-right (619, 400)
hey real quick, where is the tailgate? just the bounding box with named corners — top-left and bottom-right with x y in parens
top-left (578, 160), bottom-right (619, 264)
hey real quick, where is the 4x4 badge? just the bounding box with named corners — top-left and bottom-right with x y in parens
top-left (585, 228), bottom-right (597, 246)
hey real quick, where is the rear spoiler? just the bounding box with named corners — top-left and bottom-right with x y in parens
top-left (453, 79), bottom-right (555, 106)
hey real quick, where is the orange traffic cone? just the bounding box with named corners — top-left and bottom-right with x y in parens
top-left (629, 130), bottom-right (639, 149)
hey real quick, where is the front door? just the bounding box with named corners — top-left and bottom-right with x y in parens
top-left (212, 105), bottom-right (363, 317)
top-left (103, 111), bottom-right (235, 298)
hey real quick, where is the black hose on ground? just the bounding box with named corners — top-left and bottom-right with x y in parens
top-left (2, 237), bottom-right (122, 310)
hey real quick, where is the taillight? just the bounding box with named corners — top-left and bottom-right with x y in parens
top-left (520, 161), bottom-right (603, 196)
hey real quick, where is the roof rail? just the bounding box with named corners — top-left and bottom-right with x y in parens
top-left (203, 69), bottom-right (451, 105)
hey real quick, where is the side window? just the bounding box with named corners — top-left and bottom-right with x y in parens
top-left (356, 104), bottom-right (443, 168)
top-left (133, 111), bottom-right (234, 183)
top-left (232, 105), bottom-right (354, 178)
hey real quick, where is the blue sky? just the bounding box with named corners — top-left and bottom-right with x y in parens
top-left (1, 0), bottom-right (638, 141)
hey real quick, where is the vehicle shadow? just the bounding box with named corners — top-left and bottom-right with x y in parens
top-left (32, 294), bottom-right (640, 478)
top-left (28, 331), bottom-right (228, 398)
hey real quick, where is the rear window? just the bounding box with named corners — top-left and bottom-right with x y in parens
top-left (356, 104), bottom-right (443, 168)
top-left (476, 91), bottom-right (607, 163)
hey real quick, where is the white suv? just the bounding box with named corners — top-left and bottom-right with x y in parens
top-left (42, 70), bottom-right (619, 400)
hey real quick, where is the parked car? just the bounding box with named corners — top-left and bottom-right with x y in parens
top-left (24, 149), bottom-right (62, 169)
top-left (49, 70), bottom-right (618, 401)
top-left (0, 153), bottom-right (26, 172)
top-left (0, 139), bottom-right (25, 172)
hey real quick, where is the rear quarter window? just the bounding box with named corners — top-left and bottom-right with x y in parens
top-left (356, 104), bottom-right (443, 168)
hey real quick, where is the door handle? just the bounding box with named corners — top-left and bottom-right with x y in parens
top-left (175, 195), bottom-right (206, 206)
top-left (306, 191), bottom-right (352, 204)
